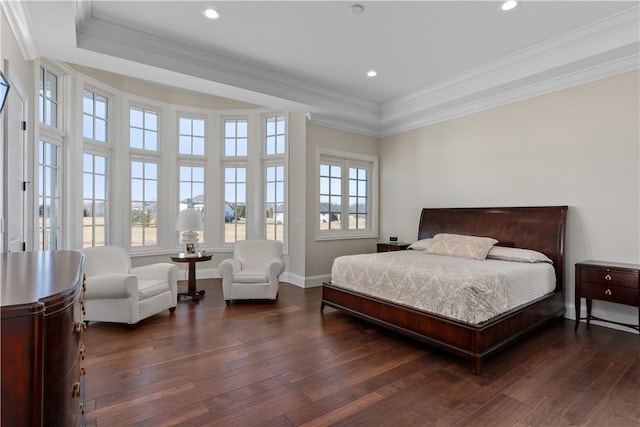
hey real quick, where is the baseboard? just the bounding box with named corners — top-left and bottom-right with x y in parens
top-left (188, 268), bottom-right (329, 289)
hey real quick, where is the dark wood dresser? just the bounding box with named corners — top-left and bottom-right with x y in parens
top-left (1, 251), bottom-right (86, 427)
top-left (575, 260), bottom-right (639, 334)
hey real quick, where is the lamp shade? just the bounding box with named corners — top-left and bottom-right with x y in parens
top-left (175, 209), bottom-right (204, 231)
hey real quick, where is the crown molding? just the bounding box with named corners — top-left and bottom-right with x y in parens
top-left (75, 9), bottom-right (381, 126)
top-left (1, 0), bottom-right (38, 60)
top-left (306, 113), bottom-right (382, 138)
top-left (380, 6), bottom-right (640, 131)
top-left (307, 6), bottom-right (640, 137)
top-left (6, 0), bottom-right (637, 138)
top-left (379, 50), bottom-right (639, 137)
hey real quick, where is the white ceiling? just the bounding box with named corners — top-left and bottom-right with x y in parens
top-left (6, 1), bottom-right (640, 136)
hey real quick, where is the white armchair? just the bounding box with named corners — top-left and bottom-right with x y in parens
top-left (219, 240), bottom-right (285, 304)
top-left (80, 246), bottom-right (179, 325)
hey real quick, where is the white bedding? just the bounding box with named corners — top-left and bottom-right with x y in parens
top-left (330, 250), bottom-right (556, 325)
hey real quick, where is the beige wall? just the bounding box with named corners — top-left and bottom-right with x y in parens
top-left (380, 70), bottom-right (640, 328)
top-left (304, 123), bottom-right (379, 281)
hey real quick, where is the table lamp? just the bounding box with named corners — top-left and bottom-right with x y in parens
top-left (175, 209), bottom-right (204, 254)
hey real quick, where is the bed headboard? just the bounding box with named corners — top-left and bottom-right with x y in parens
top-left (417, 206), bottom-right (568, 291)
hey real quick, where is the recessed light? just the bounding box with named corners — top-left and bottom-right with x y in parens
top-left (367, 70), bottom-right (377, 78)
top-left (349, 4), bottom-right (364, 15)
top-left (501, 0), bottom-right (518, 11)
top-left (203, 8), bottom-right (221, 20)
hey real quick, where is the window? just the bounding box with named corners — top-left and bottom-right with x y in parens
top-left (131, 160), bottom-right (158, 246)
top-left (83, 153), bottom-right (108, 247)
top-left (265, 115), bottom-right (285, 155)
top-left (317, 148), bottom-right (378, 240)
top-left (265, 165), bottom-right (284, 241)
top-left (179, 165), bottom-right (205, 242)
top-left (39, 66), bottom-right (58, 127)
top-left (224, 167), bottom-right (246, 242)
top-left (178, 116), bottom-right (205, 155)
top-left (319, 163), bottom-right (342, 231)
top-left (224, 119), bottom-right (247, 156)
top-left (349, 167), bottom-right (368, 230)
top-left (130, 107), bottom-right (158, 151)
top-left (38, 141), bottom-right (60, 250)
top-left (264, 114), bottom-right (286, 243)
top-left (83, 90), bottom-right (108, 142)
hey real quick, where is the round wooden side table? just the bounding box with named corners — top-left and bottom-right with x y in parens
top-left (170, 253), bottom-right (212, 301)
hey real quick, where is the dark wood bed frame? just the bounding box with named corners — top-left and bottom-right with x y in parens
top-left (321, 206), bottom-right (568, 374)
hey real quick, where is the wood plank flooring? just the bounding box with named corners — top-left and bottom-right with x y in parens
top-left (83, 279), bottom-right (640, 426)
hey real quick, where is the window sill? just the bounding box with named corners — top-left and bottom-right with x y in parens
top-left (315, 231), bottom-right (378, 241)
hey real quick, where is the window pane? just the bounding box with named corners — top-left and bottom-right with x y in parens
top-left (145, 130), bottom-right (157, 151)
top-left (95, 175), bottom-right (106, 199)
top-left (224, 119), bottom-right (248, 157)
top-left (83, 153), bottom-right (109, 247)
top-left (130, 108), bottom-right (143, 127)
top-left (265, 115), bottom-right (285, 156)
top-left (131, 160), bottom-right (158, 247)
top-left (83, 91), bottom-right (94, 114)
top-left (95, 156), bottom-right (106, 174)
top-left (179, 117), bottom-right (191, 134)
top-left (178, 117), bottom-right (206, 156)
top-left (237, 139), bottom-right (247, 156)
top-left (179, 135), bottom-right (191, 154)
top-left (38, 141), bottom-right (60, 250)
top-left (193, 118), bottom-right (205, 136)
top-left (83, 115), bottom-right (93, 139)
top-left (130, 107), bottom-right (158, 151)
top-left (224, 167), bottom-right (247, 243)
top-left (95, 96), bottom-right (107, 119)
top-left (95, 119), bottom-right (107, 142)
top-left (46, 71), bottom-right (57, 101)
top-left (130, 128), bottom-right (143, 149)
top-left (145, 111), bottom-right (157, 130)
top-left (237, 121), bottom-right (247, 137)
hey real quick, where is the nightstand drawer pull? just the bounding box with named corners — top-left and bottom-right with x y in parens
top-left (605, 288), bottom-right (612, 296)
top-left (605, 274), bottom-right (612, 281)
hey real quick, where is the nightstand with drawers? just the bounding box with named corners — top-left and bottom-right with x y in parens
top-left (575, 260), bottom-right (639, 334)
top-left (377, 242), bottom-right (410, 252)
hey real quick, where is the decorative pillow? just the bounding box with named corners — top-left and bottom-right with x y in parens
top-left (408, 238), bottom-right (433, 251)
top-left (427, 233), bottom-right (498, 260)
top-left (487, 246), bottom-right (552, 263)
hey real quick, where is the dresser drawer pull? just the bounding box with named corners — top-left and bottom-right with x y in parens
top-left (74, 321), bottom-right (87, 333)
top-left (80, 346), bottom-right (86, 360)
top-left (81, 366), bottom-right (86, 376)
top-left (72, 381), bottom-right (81, 397)
top-left (605, 288), bottom-right (612, 296)
top-left (604, 274), bottom-right (612, 281)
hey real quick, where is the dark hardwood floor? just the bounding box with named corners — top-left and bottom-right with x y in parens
top-left (84, 279), bottom-right (640, 426)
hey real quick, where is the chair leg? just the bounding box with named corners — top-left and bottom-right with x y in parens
top-left (225, 300), bottom-right (231, 306)
top-left (169, 307), bottom-right (176, 313)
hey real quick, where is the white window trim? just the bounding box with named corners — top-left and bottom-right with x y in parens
top-left (316, 147), bottom-right (379, 241)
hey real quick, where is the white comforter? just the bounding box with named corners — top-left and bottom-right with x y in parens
top-left (330, 251), bottom-right (556, 325)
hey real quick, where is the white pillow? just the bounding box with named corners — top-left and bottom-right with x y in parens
top-left (427, 233), bottom-right (498, 260)
top-left (487, 246), bottom-right (552, 263)
top-left (408, 238), bottom-right (433, 251)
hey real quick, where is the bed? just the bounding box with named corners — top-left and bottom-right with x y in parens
top-left (321, 206), bottom-right (568, 374)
